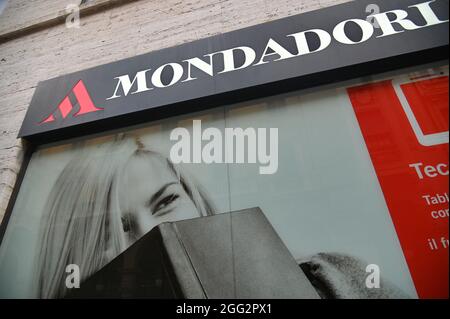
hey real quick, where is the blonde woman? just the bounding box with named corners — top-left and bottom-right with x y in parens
top-left (35, 135), bottom-right (214, 298)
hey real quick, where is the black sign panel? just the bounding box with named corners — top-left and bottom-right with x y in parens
top-left (18, 0), bottom-right (449, 142)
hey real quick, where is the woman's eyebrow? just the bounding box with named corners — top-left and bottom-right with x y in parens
top-left (148, 182), bottom-right (178, 207)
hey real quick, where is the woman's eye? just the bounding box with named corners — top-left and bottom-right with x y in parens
top-left (154, 194), bottom-right (180, 214)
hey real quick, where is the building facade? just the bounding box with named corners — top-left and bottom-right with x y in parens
top-left (0, 0), bottom-right (448, 299)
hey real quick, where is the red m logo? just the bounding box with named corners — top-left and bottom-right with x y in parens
top-left (40, 80), bottom-right (103, 124)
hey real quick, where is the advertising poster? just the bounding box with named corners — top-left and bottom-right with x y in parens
top-left (348, 71), bottom-right (449, 298)
top-left (0, 66), bottom-right (447, 299)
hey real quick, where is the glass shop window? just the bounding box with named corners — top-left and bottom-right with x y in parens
top-left (0, 63), bottom-right (447, 299)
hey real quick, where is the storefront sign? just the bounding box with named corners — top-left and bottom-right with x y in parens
top-left (18, 0), bottom-right (449, 142)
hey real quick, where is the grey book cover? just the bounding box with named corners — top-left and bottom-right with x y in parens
top-left (67, 207), bottom-right (319, 299)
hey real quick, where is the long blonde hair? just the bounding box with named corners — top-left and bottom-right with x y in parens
top-left (35, 136), bottom-right (214, 298)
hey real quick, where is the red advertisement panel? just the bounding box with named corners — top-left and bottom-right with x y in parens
top-left (348, 76), bottom-right (449, 299)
